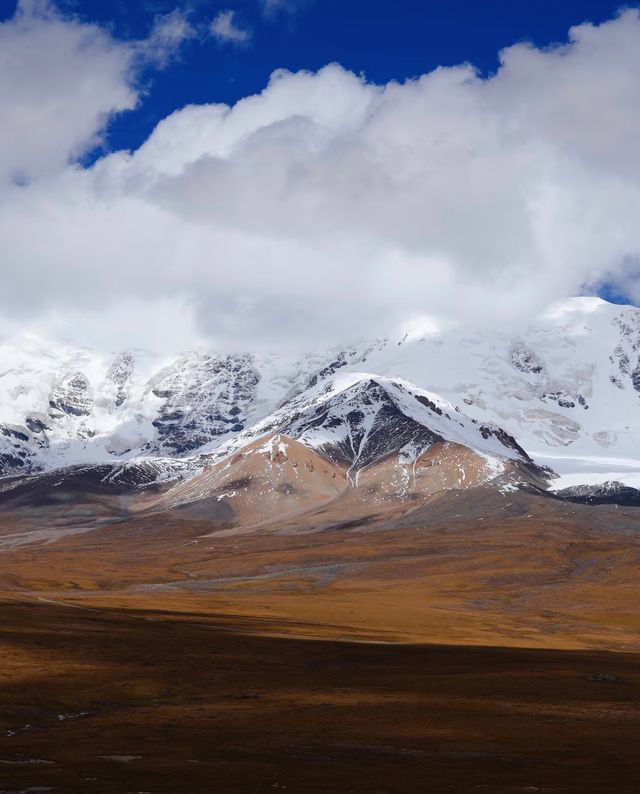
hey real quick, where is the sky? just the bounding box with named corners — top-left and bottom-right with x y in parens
top-left (1, 0), bottom-right (640, 352)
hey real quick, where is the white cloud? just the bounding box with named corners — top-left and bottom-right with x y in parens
top-left (139, 10), bottom-right (195, 68)
top-left (0, 1), bottom-right (190, 186)
top-left (0, 0), bottom-right (135, 184)
top-left (2, 6), bottom-right (640, 351)
top-left (210, 10), bottom-right (251, 45)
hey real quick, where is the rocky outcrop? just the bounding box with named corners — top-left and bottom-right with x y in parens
top-left (105, 353), bottom-right (135, 408)
top-left (49, 373), bottom-right (93, 418)
top-left (148, 353), bottom-right (260, 455)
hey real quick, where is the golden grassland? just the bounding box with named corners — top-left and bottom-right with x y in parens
top-left (0, 598), bottom-right (638, 793)
top-left (0, 491), bottom-right (639, 791)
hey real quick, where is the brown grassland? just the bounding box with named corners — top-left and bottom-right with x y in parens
top-left (0, 488), bottom-right (639, 792)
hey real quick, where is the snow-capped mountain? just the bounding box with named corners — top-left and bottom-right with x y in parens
top-left (203, 372), bottom-right (534, 473)
top-left (0, 340), bottom-right (309, 476)
top-left (149, 375), bottom-right (544, 522)
top-left (2, 297), bottom-right (640, 490)
top-left (353, 297), bottom-right (640, 489)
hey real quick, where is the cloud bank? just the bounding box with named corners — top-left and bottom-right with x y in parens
top-left (3, 3), bottom-right (640, 351)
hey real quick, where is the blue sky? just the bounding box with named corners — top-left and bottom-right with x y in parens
top-left (0, 0), bottom-right (639, 348)
top-left (0, 0), bottom-right (628, 157)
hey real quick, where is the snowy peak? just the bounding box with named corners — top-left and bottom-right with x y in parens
top-left (149, 381), bottom-right (547, 523)
top-left (291, 373), bottom-right (529, 467)
top-left (0, 344), bottom-right (269, 475)
top-left (276, 375), bottom-right (445, 471)
top-left (104, 352), bottom-right (135, 410)
top-left (557, 480), bottom-right (640, 506)
top-left (214, 373), bottom-right (534, 477)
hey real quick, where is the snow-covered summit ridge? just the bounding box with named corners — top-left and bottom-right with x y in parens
top-left (202, 372), bottom-right (533, 481)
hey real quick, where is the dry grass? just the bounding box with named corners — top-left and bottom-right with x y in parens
top-left (1, 488), bottom-right (639, 791)
top-left (0, 599), bottom-right (639, 793)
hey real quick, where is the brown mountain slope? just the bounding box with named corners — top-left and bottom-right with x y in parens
top-left (139, 433), bottom-right (548, 534)
top-left (141, 434), bottom-right (348, 526)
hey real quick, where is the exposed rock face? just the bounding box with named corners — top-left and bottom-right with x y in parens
top-left (0, 446), bottom-right (29, 473)
top-left (105, 353), bottom-right (135, 408)
top-left (512, 345), bottom-right (544, 375)
top-left (148, 353), bottom-right (260, 455)
top-left (25, 417), bottom-right (48, 434)
top-left (305, 346), bottom-right (376, 388)
top-left (49, 373), bottom-right (93, 418)
top-left (270, 378), bottom-right (443, 470)
top-left (477, 424), bottom-right (532, 462)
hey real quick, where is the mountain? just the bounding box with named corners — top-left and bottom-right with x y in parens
top-left (143, 374), bottom-right (547, 526)
top-left (207, 373), bottom-right (534, 471)
top-left (354, 297), bottom-right (640, 491)
top-left (1, 297), bottom-right (640, 492)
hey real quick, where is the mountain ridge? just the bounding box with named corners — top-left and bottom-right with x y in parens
top-left (2, 297), bottom-right (640, 492)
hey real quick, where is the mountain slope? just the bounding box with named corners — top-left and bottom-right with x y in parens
top-left (149, 434), bottom-right (348, 525)
top-left (346, 298), bottom-right (640, 488)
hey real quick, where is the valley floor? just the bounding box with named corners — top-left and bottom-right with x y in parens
top-left (1, 490), bottom-right (639, 792)
top-left (0, 597), bottom-right (639, 794)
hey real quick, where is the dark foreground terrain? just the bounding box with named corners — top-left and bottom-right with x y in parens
top-left (1, 480), bottom-right (640, 793)
top-left (1, 598), bottom-right (639, 794)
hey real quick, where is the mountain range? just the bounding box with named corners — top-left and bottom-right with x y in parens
top-left (2, 296), bottom-right (640, 513)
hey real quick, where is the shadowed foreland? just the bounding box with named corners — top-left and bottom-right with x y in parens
top-left (0, 598), bottom-right (639, 794)
top-left (1, 486), bottom-right (640, 792)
